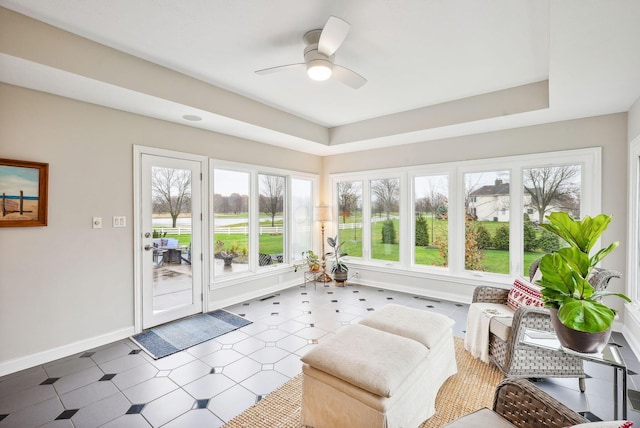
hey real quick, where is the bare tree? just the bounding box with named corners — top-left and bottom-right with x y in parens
top-left (259, 174), bottom-right (284, 226)
top-left (152, 167), bottom-right (191, 227)
top-left (337, 181), bottom-right (361, 223)
top-left (371, 178), bottom-right (399, 219)
top-left (424, 176), bottom-right (448, 244)
top-left (524, 166), bottom-right (580, 224)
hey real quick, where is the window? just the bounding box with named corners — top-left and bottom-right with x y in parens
top-left (291, 178), bottom-right (313, 262)
top-left (259, 174), bottom-right (285, 265)
top-left (370, 178), bottom-right (400, 262)
top-left (331, 148), bottom-right (599, 281)
top-left (211, 161), bottom-right (317, 286)
top-left (522, 164), bottom-right (581, 275)
top-left (337, 181), bottom-right (363, 258)
top-left (414, 175), bottom-right (448, 268)
top-left (464, 171), bottom-right (510, 274)
top-left (213, 169), bottom-right (249, 277)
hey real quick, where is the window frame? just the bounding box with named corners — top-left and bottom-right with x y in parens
top-left (330, 147), bottom-right (600, 283)
top-left (210, 159), bottom-right (318, 289)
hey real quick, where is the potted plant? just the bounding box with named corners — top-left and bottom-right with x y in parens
top-left (293, 250), bottom-right (321, 272)
top-left (537, 212), bottom-right (630, 353)
top-left (214, 240), bottom-right (239, 267)
top-left (326, 236), bottom-right (348, 284)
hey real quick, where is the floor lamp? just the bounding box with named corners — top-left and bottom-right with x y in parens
top-left (314, 205), bottom-right (332, 283)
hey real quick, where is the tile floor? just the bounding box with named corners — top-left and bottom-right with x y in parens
top-left (0, 282), bottom-right (639, 427)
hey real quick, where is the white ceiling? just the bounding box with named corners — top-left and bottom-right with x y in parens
top-left (1, 0), bottom-right (640, 155)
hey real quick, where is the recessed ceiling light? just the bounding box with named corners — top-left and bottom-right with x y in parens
top-left (182, 114), bottom-right (202, 121)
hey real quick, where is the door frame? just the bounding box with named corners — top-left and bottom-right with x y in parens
top-left (133, 145), bottom-right (209, 333)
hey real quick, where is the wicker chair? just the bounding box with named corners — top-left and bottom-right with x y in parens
top-left (471, 259), bottom-right (621, 392)
top-left (444, 378), bottom-right (589, 427)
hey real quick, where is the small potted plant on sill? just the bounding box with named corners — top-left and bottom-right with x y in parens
top-left (293, 250), bottom-right (321, 272)
top-left (214, 240), bottom-right (240, 267)
top-left (326, 236), bottom-right (348, 284)
top-left (537, 212), bottom-right (630, 353)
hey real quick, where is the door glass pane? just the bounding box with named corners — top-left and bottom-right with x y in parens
top-left (414, 175), bottom-right (448, 267)
top-left (259, 174), bottom-right (285, 266)
top-left (337, 181), bottom-right (362, 258)
top-left (291, 178), bottom-right (312, 262)
top-left (151, 166), bottom-right (193, 312)
top-left (370, 178), bottom-right (400, 262)
top-left (522, 165), bottom-right (581, 275)
top-left (213, 169), bottom-right (249, 277)
top-left (464, 171), bottom-right (510, 273)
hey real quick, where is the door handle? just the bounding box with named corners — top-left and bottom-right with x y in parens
top-left (144, 244), bottom-right (153, 251)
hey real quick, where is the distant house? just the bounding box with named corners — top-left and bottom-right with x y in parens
top-left (468, 179), bottom-right (579, 222)
top-left (468, 179), bottom-right (511, 222)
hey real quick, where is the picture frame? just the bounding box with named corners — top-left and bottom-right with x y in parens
top-left (0, 158), bottom-right (49, 227)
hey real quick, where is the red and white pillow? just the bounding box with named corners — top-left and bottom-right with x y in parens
top-left (571, 422), bottom-right (633, 428)
top-left (506, 277), bottom-right (544, 311)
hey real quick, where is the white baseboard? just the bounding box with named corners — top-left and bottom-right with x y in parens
top-left (355, 277), bottom-right (472, 305)
top-left (0, 326), bottom-right (135, 378)
top-left (208, 278), bottom-right (301, 311)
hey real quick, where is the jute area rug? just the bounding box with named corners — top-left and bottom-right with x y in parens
top-left (223, 337), bottom-right (504, 428)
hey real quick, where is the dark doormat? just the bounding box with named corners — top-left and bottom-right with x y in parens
top-left (131, 310), bottom-right (252, 359)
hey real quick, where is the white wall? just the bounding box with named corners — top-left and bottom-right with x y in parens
top-left (0, 83), bottom-right (321, 375)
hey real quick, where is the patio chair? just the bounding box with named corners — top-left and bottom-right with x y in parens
top-left (181, 243), bottom-right (191, 265)
top-left (470, 259), bottom-right (621, 392)
top-left (443, 377), bottom-right (590, 427)
top-left (259, 253), bottom-right (273, 266)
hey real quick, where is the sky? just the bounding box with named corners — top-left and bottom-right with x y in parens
top-left (214, 169), bottom-right (249, 195)
top-left (0, 165), bottom-right (39, 197)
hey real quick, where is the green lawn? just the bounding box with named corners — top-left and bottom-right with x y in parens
top-left (158, 214), bottom-right (547, 275)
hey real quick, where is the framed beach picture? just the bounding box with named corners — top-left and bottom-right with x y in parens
top-left (0, 158), bottom-right (49, 227)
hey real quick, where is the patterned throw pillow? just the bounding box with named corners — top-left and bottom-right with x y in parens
top-left (506, 277), bottom-right (544, 311)
top-left (571, 421), bottom-right (633, 428)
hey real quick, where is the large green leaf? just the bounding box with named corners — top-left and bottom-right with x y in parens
top-left (556, 247), bottom-right (590, 277)
top-left (541, 212), bottom-right (612, 254)
top-left (557, 299), bottom-right (615, 333)
top-left (538, 253), bottom-right (576, 295)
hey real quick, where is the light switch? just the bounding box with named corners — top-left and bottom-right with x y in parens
top-left (92, 217), bottom-right (102, 229)
top-left (113, 216), bottom-right (126, 227)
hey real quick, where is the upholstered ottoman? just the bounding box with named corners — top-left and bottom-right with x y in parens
top-left (300, 305), bottom-right (457, 428)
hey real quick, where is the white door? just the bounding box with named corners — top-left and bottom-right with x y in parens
top-left (139, 151), bottom-right (204, 328)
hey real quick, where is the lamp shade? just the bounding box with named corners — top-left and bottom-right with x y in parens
top-left (313, 205), bottom-right (332, 222)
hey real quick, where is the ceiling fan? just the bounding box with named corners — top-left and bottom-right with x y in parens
top-left (255, 16), bottom-right (367, 89)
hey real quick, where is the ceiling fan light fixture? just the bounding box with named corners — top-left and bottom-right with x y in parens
top-left (307, 59), bottom-right (332, 81)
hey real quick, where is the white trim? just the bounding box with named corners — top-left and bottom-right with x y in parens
top-left (628, 137), bottom-right (640, 304)
top-left (133, 145), bottom-right (209, 331)
top-left (209, 159), bottom-right (319, 287)
top-left (0, 327), bottom-right (134, 378)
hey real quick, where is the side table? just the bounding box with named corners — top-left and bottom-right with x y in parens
top-left (520, 328), bottom-right (628, 420)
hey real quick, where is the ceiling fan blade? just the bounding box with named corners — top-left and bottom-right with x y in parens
top-left (318, 16), bottom-right (350, 57)
top-left (255, 63), bottom-right (304, 75)
top-left (332, 65), bottom-right (367, 89)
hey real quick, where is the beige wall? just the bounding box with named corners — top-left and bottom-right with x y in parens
top-left (0, 83), bottom-right (321, 372)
